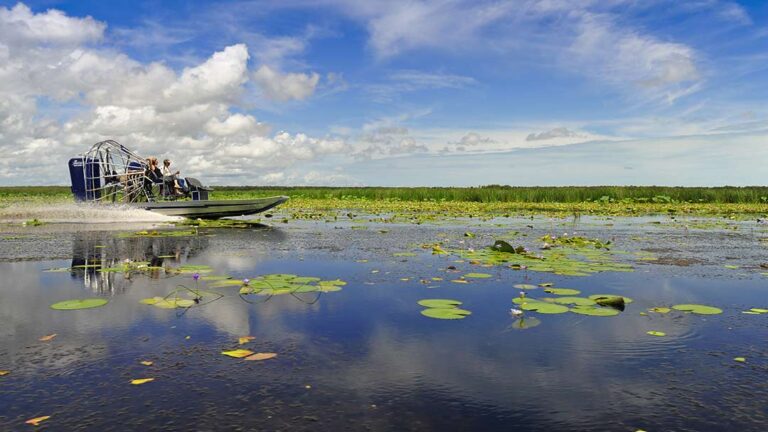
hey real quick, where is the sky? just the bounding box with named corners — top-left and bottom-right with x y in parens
top-left (0, 0), bottom-right (766, 186)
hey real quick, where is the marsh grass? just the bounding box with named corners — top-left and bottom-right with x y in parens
top-left (1, 186), bottom-right (766, 216)
top-left (213, 185), bottom-right (768, 204)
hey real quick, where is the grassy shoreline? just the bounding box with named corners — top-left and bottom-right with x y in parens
top-left (1, 186), bottom-right (766, 217)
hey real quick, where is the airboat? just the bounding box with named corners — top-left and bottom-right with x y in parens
top-left (68, 140), bottom-right (288, 219)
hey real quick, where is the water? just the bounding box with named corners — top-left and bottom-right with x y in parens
top-left (1, 216), bottom-right (767, 431)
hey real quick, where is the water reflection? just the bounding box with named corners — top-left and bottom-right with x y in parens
top-left (69, 230), bottom-right (211, 294)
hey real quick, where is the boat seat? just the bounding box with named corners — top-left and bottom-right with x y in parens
top-left (185, 177), bottom-right (212, 201)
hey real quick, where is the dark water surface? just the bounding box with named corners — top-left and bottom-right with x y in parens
top-left (1, 216), bottom-right (768, 431)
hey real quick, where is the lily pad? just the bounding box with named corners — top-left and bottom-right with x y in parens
top-left (551, 296), bottom-right (595, 306)
top-left (672, 304), bottom-right (723, 315)
top-left (544, 288), bottom-right (581, 295)
top-left (570, 306), bottom-right (620, 317)
top-left (734, 357), bottom-right (746, 363)
top-left (588, 294), bottom-right (634, 304)
top-left (509, 317), bottom-right (542, 330)
top-left (418, 299), bottom-right (463, 308)
top-left (50, 298), bottom-right (108, 310)
top-left (646, 331), bottom-right (666, 337)
top-left (420, 308), bottom-right (472, 319)
top-left (519, 302), bottom-right (569, 314)
top-left (513, 284), bottom-right (537, 290)
top-left (464, 272), bottom-right (492, 279)
top-left (221, 349), bottom-right (254, 358)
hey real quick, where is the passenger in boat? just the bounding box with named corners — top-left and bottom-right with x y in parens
top-left (144, 157), bottom-right (163, 198)
top-left (162, 159), bottom-right (184, 196)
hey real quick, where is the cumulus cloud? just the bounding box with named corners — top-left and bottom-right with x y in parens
top-left (526, 127), bottom-right (582, 141)
top-left (353, 126), bottom-right (428, 159)
top-left (252, 65), bottom-right (320, 101)
top-left (0, 3), bottom-right (341, 185)
top-left (0, 3), bottom-right (104, 46)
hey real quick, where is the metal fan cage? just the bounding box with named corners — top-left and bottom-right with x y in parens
top-left (80, 140), bottom-right (155, 203)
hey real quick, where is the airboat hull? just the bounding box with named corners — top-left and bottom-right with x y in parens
top-left (136, 196), bottom-right (289, 219)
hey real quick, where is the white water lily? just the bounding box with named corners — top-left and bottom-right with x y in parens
top-left (510, 308), bottom-right (523, 317)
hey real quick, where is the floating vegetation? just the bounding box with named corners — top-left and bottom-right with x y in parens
top-left (130, 378), bottom-right (155, 385)
top-left (570, 306), bottom-right (620, 316)
top-left (548, 296), bottom-right (595, 306)
top-left (221, 349), bottom-right (254, 358)
top-left (175, 219), bottom-right (265, 229)
top-left (140, 287), bottom-right (222, 309)
top-left (455, 235), bottom-right (634, 277)
top-left (734, 357), bottom-right (746, 363)
top-left (519, 301), bottom-right (569, 314)
top-left (25, 416), bottom-right (51, 426)
top-left (647, 331), bottom-right (666, 337)
top-left (238, 274), bottom-right (347, 296)
top-left (649, 307), bottom-right (671, 314)
top-left (513, 284), bottom-right (537, 290)
top-left (464, 272), bottom-right (492, 279)
top-left (418, 298), bottom-right (471, 320)
top-left (508, 316), bottom-right (542, 330)
top-left (50, 298), bottom-right (108, 310)
top-left (671, 304), bottom-right (723, 315)
top-left (588, 295), bottom-right (634, 304)
top-left (417, 299), bottom-right (462, 308)
top-left (544, 288), bottom-right (581, 295)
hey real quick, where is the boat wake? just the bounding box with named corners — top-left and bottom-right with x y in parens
top-left (0, 202), bottom-right (182, 224)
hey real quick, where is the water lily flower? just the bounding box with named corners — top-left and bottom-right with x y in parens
top-left (510, 308), bottom-right (523, 317)
top-left (519, 291), bottom-right (526, 299)
top-left (520, 265), bottom-right (528, 270)
top-left (192, 273), bottom-right (200, 281)
top-left (243, 278), bottom-right (250, 285)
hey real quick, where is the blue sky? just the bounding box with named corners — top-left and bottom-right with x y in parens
top-left (0, 0), bottom-right (766, 185)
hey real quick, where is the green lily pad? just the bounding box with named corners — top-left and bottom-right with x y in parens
top-left (734, 357), bottom-right (746, 363)
top-left (519, 302), bottom-right (570, 314)
top-left (512, 297), bottom-right (533, 305)
top-left (748, 308), bottom-right (768, 314)
top-left (570, 306), bottom-right (620, 316)
top-left (418, 299), bottom-right (463, 308)
top-left (464, 273), bottom-right (492, 279)
top-left (647, 331), bottom-right (666, 337)
top-left (319, 279), bottom-right (347, 286)
top-left (50, 298), bottom-right (109, 310)
top-left (420, 308), bottom-right (471, 319)
top-left (588, 294), bottom-right (634, 304)
top-left (292, 276), bottom-right (322, 283)
top-left (209, 279), bottom-right (247, 287)
top-left (544, 288), bottom-right (581, 295)
top-left (551, 296), bottom-right (595, 306)
top-left (672, 304), bottom-right (723, 315)
top-left (509, 317), bottom-right (541, 330)
top-left (513, 284), bottom-right (537, 290)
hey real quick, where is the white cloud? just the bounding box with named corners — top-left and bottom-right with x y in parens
top-left (526, 127), bottom-right (582, 141)
top-left (0, 4), bottom-right (344, 185)
top-left (0, 3), bottom-right (104, 46)
top-left (252, 65), bottom-right (320, 101)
